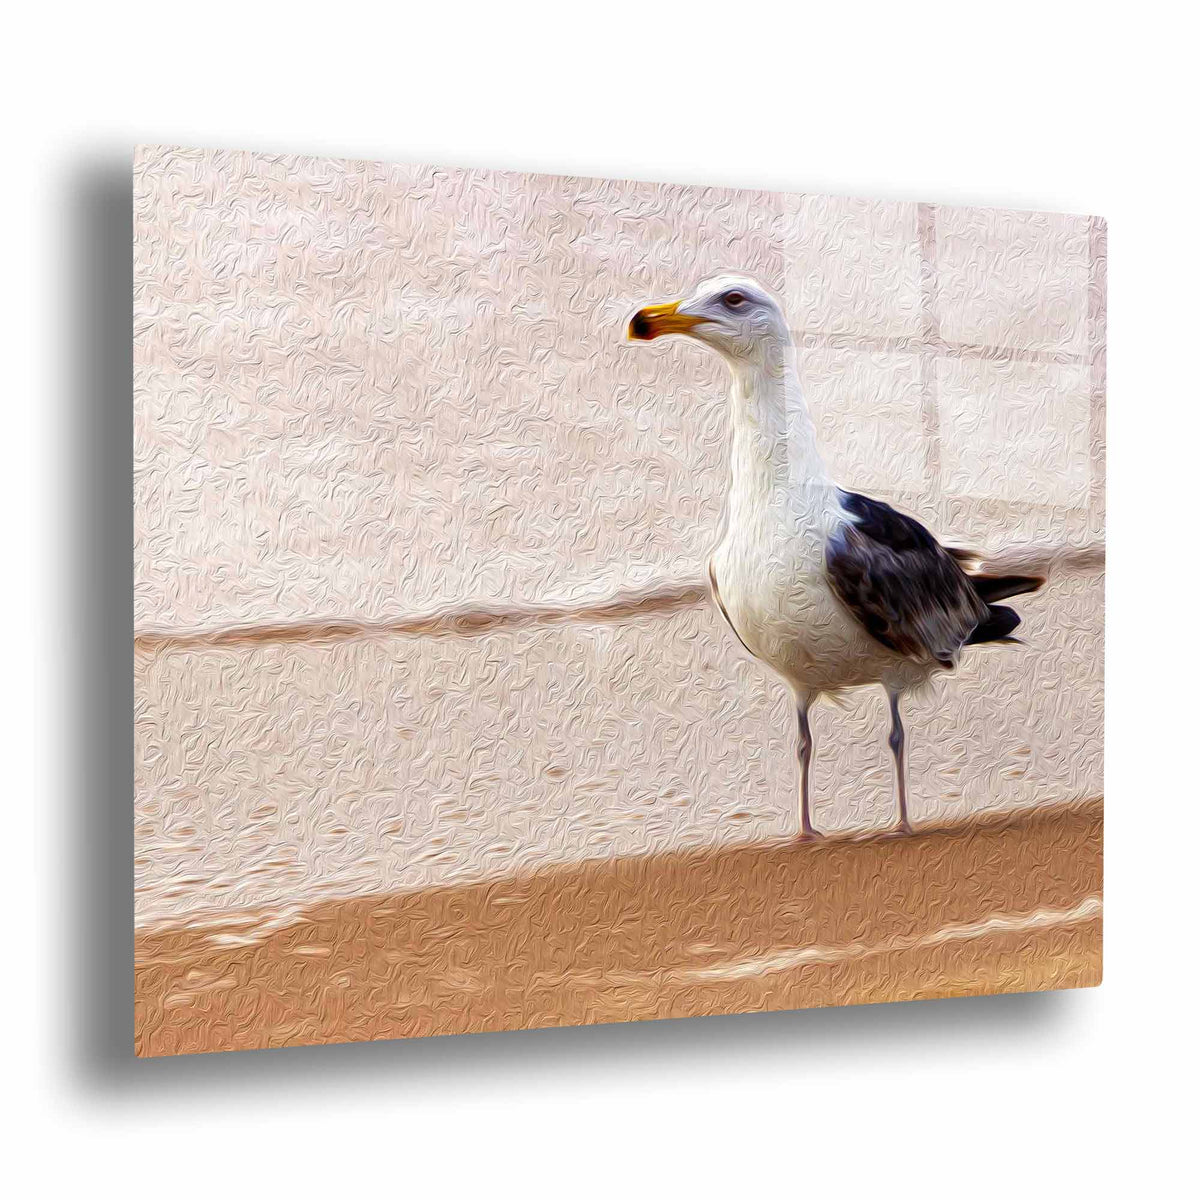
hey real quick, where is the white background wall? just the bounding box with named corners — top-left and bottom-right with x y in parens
top-left (3, 2), bottom-right (1195, 1195)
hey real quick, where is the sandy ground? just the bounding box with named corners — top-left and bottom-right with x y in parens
top-left (135, 800), bottom-right (1101, 1056)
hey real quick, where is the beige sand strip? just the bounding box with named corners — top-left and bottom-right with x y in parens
top-left (680, 895), bottom-right (1102, 982)
top-left (135, 801), bottom-right (1102, 1056)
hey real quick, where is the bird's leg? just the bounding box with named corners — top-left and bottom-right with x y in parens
top-left (886, 689), bottom-right (913, 836)
top-left (796, 700), bottom-right (822, 841)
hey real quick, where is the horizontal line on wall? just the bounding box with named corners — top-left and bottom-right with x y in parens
top-left (793, 328), bottom-right (1089, 367)
top-left (134, 540), bottom-right (1103, 654)
top-left (134, 578), bottom-right (709, 652)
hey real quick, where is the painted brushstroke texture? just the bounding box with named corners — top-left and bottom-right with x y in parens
top-left (135, 802), bottom-right (1102, 1055)
top-left (133, 146), bottom-right (1103, 1052)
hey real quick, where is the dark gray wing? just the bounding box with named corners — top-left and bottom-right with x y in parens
top-left (826, 491), bottom-right (989, 668)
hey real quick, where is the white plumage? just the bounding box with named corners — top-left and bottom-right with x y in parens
top-left (630, 274), bottom-right (1044, 840)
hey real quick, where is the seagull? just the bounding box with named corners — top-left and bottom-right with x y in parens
top-left (629, 275), bottom-right (1045, 840)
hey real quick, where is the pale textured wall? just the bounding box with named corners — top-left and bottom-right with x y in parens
top-left (134, 146), bottom-right (1104, 928)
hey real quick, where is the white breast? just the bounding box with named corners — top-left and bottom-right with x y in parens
top-left (711, 485), bottom-right (905, 696)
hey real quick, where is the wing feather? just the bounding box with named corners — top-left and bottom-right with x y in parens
top-left (826, 492), bottom-right (988, 668)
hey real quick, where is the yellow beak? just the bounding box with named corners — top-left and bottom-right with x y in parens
top-left (628, 300), bottom-right (708, 340)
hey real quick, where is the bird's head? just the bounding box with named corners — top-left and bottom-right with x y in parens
top-left (628, 275), bottom-right (790, 364)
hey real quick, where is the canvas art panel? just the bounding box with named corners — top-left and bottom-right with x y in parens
top-left (133, 146), bottom-right (1103, 1056)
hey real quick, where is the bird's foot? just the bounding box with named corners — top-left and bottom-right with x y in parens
top-left (797, 827), bottom-right (825, 844)
top-left (880, 821), bottom-right (914, 840)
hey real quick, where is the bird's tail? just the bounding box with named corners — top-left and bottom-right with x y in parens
top-left (967, 573), bottom-right (1045, 603)
top-left (966, 604), bottom-right (1023, 646)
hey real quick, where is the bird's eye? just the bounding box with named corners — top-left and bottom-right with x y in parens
top-left (722, 291), bottom-right (746, 309)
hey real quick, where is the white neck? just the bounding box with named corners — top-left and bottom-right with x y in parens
top-left (725, 337), bottom-right (833, 521)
